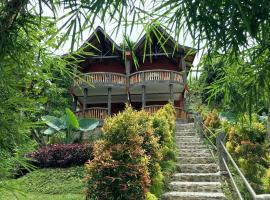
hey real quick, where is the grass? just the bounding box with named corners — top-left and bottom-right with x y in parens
top-left (0, 166), bottom-right (85, 200)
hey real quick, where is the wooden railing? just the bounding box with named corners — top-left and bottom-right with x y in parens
top-left (129, 70), bottom-right (183, 85)
top-left (144, 105), bottom-right (163, 114)
top-left (175, 107), bottom-right (187, 120)
top-left (76, 72), bottom-right (126, 86)
top-left (75, 107), bottom-right (108, 120)
top-left (144, 105), bottom-right (187, 120)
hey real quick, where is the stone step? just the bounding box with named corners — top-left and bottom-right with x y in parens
top-left (175, 130), bottom-right (196, 133)
top-left (177, 145), bottom-right (206, 149)
top-left (172, 172), bottom-right (221, 182)
top-left (178, 157), bottom-right (214, 164)
top-left (175, 130), bottom-right (196, 132)
top-left (176, 137), bottom-right (202, 142)
top-left (162, 191), bottom-right (225, 200)
top-left (179, 149), bottom-right (210, 154)
top-left (169, 181), bottom-right (222, 193)
top-left (175, 135), bottom-right (200, 137)
top-left (175, 128), bottom-right (194, 131)
top-left (179, 152), bottom-right (212, 158)
top-left (175, 133), bottom-right (197, 136)
top-left (177, 163), bottom-right (219, 173)
top-left (177, 141), bottom-right (205, 146)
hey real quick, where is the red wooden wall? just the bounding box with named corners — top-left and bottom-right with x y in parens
top-left (131, 56), bottom-right (180, 73)
top-left (82, 59), bottom-right (125, 74)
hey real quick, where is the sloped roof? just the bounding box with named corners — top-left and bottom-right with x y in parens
top-left (133, 25), bottom-right (197, 63)
top-left (84, 26), bottom-right (122, 52)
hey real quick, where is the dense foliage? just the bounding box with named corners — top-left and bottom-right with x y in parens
top-left (85, 104), bottom-right (176, 200)
top-left (225, 115), bottom-right (269, 194)
top-left (0, 19), bottom-right (74, 186)
top-left (30, 144), bottom-right (93, 168)
top-left (197, 105), bottom-right (269, 195)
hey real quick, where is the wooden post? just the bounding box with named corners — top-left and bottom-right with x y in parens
top-left (142, 85), bottom-right (146, 108)
top-left (108, 87), bottom-right (112, 116)
top-left (72, 96), bottom-right (77, 112)
top-left (216, 131), bottom-right (227, 174)
top-left (169, 83), bottom-right (174, 103)
top-left (83, 88), bottom-right (88, 117)
top-left (181, 54), bottom-right (187, 111)
top-left (125, 58), bottom-right (131, 104)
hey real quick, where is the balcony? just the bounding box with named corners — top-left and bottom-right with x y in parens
top-left (75, 107), bottom-right (108, 120)
top-left (75, 72), bottom-right (126, 86)
top-left (129, 70), bottom-right (183, 85)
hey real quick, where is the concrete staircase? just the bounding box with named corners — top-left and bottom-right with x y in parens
top-left (162, 123), bottom-right (226, 200)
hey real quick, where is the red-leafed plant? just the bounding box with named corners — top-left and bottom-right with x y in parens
top-left (30, 143), bottom-right (93, 168)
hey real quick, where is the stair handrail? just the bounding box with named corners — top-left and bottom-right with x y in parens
top-left (194, 112), bottom-right (270, 200)
top-left (217, 134), bottom-right (270, 200)
top-left (194, 113), bottom-right (217, 151)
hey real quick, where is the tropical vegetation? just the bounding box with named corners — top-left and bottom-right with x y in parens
top-left (1, 0), bottom-right (270, 199)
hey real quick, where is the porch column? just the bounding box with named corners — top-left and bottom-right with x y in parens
top-left (169, 83), bottom-right (174, 103)
top-left (108, 87), bottom-right (112, 116)
top-left (181, 54), bottom-right (187, 111)
top-left (72, 96), bottom-right (78, 112)
top-left (142, 85), bottom-right (146, 108)
top-left (125, 52), bottom-right (131, 104)
top-left (83, 88), bottom-right (88, 117)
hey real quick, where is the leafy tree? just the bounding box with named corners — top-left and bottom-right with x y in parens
top-left (0, 15), bottom-right (74, 185)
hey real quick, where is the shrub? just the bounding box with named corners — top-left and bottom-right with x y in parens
top-left (224, 114), bottom-right (269, 193)
top-left (150, 103), bottom-right (177, 195)
top-left (85, 106), bottom-right (153, 200)
top-left (85, 105), bottom-right (176, 199)
top-left (152, 103), bottom-right (177, 160)
top-left (30, 144), bottom-right (93, 168)
top-left (145, 192), bottom-right (158, 200)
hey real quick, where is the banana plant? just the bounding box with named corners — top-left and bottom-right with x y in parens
top-left (42, 108), bottom-right (99, 143)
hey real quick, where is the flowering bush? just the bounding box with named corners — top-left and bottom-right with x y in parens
top-left (30, 143), bottom-right (93, 168)
top-left (84, 104), bottom-right (177, 199)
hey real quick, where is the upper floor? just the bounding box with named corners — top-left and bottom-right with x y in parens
top-left (70, 26), bottom-right (197, 97)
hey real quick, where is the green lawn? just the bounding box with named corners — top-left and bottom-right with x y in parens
top-left (1, 166), bottom-right (85, 200)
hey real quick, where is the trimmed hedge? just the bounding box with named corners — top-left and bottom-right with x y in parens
top-left (30, 144), bottom-right (93, 168)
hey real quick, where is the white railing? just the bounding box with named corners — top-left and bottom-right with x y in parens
top-left (129, 70), bottom-right (183, 85)
top-left (76, 72), bottom-right (126, 85)
top-left (75, 107), bottom-right (108, 120)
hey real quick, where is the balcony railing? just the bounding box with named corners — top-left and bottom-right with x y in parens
top-left (144, 105), bottom-right (163, 114)
top-left (76, 72), bottom-right (126, 86)
top-left (129, 70), bottom-right (183, 85)
top-left (75, 107), bottom-right (108, 120)
top-left (144, 105), bottom-right (187, 120)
